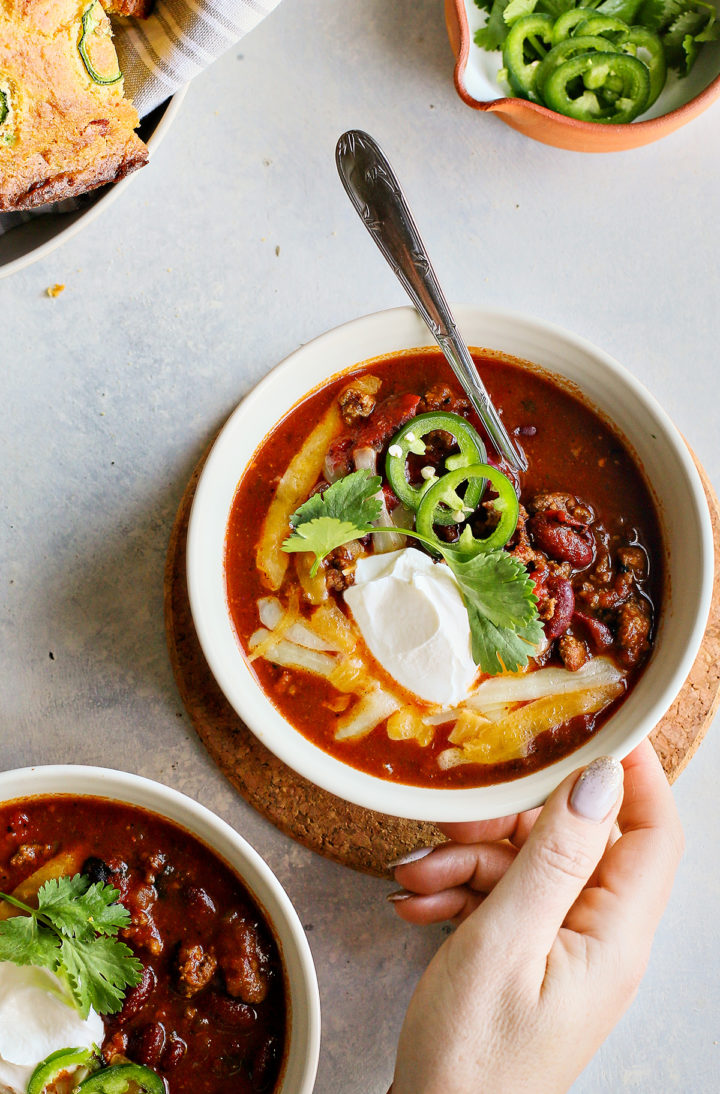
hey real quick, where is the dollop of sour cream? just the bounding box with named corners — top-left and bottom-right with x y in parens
top-left (0, 963), bottom-right (104, 1094)
top-left (344, 548), bottom-right (477, 706)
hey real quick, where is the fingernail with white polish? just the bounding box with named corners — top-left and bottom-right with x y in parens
top-left (387, 889), bottom-right (413, 902)
top-left (570, 756), bottom-right (624, 822)
top-left (387, 846), bottom-right (435, 869)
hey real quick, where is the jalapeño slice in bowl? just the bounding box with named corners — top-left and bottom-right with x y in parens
top-left (618, 27), bottom-right (666, 108)
top-left (27, 1047), bottom-right (96, 1094)
top-left (416, 463), bottom-right (520, 558)
top-left (551, 7), bottom-right (598, 44)
top-left (502, 13), bottom-right (555, 99)
top-left (78, 1), bottom-right (122, 86)
top-left (542, 51), bottom-right (650, 123)
top-left (76, 1062), bottom-right (165, 1093)
top-left (535, 37), bottom-right (621, 100)
top-left (385, 411), bottom-right (487, 523)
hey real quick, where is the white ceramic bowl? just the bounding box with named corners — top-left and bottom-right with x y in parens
top-left (187, 305), bottom-right (714, 822)
top-left (0, 764), bottom-right (321, 1094)
top-left (0, 88), bottom-right (186, 280)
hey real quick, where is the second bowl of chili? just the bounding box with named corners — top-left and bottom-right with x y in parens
top-left (0, 765), bottom-right (321, 1094)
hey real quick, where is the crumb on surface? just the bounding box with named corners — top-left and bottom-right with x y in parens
top-left (46, 283), bottom-right (65, 297)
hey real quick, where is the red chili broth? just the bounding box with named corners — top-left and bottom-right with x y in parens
top-left (225, 350), bottom-right (663, 788)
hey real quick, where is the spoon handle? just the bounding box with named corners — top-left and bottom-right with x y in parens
top-left (335, 129), bottom-right (527, 474)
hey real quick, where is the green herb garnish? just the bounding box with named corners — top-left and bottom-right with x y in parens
top-left (282, 469), bottom-right (543, 675)
top-left (0, 875), bottom-right (143, 1019)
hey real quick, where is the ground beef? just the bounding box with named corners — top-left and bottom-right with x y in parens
top-left (323, 542), bottom-right (361, 592)
top-left (528, 492), bottom-right (594, 524)
top-left (617, 546), bottom-right (647, 580)
top-left (558, 634), bottom-right (589, 672)
top-left (616, 598), bottom-right (652, 667)
top-left (216, 914), bottom-right (272, 1004)
top-left (175, 941), bottom-right (217, 998)
top-left (9, 843), bottom-right (54, 868)
top-left (339, 385), bottom-right (377, 425)
top-left (507, 505), bottom-right (544, 567)
top-left (418, 383), bottom-right (469, 414)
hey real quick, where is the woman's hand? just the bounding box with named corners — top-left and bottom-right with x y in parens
top-left (390, 740), bottom-right (683, 1094)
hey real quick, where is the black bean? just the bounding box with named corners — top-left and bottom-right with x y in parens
top-left (81, 857), bottom-right (112, 885)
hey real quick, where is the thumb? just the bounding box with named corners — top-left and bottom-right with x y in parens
top-left (478, 756), bottom-right (625, 962)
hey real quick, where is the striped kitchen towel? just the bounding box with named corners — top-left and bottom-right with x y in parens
top-left (118, 0), bottom-right (284, 118)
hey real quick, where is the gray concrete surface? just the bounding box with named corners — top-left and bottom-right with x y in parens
top-left (1, 1), bottom-right (719, 1090)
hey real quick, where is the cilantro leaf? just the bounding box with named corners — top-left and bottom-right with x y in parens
top-left (61, 935), bottom-right (143, 1020)
top-left (446, 548), bottom-right (539, 631)
top-left (596, 0), bottom-right (644, 20)
top-left (283, 517), bottom-right (371, 574)
top-left (290, 469), bottom-right (382, 528)
top-left (0, 874), bottom-right (142, 1020)
top-left (38, 876), bottom-right (130, 940)
top-left (536, 0), bottom-right (577, 18)
top-left (503, 0), bottom-right (539, 25)
top-left (468, 611), bottom-right (545, 674)
top-left (475, 0), bottom-right (513, 50)
top-left (638, 0), bottom-right (676, 31)
top-left (0, 912), bottom-right (60, 972)
top-left (436, 548), bottom-right (543, 674)
top-left (284, 470), bottom-right (383, 574)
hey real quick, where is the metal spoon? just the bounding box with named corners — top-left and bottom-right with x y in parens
top-left (335, 129), bottom-right (527, 474)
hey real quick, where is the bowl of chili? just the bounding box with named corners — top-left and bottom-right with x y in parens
top-left (445, 0), bottom-right (720, 151)
top-left (187, 305), bottom-right (713, 822)
top-left (0, 765), bottom-right (321, 1094)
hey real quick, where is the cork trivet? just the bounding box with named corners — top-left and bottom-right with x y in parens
top-left (165, 452), bottom-right (720, 877)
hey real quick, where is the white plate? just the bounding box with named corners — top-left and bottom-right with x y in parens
top-left (0, 87), bottom-right (186, 280)
top-left (187, 305), bottom-right (714, 822)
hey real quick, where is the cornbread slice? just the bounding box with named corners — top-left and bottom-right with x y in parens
top-left (0, 0), bottom-right (148, 211)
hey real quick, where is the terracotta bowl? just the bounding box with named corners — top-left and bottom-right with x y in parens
top-left (445, 0), bottom-right (720, 151)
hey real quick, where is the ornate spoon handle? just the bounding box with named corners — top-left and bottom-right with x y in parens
top-left (336, 129), bottom-right (527, 473)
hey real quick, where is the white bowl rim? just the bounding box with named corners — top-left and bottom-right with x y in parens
top-left (0, 763), bottom-right (321, 1094)
top-left (187, 304), bottom-right (714, 823)
top-left (0, 86), bottom-right (188, 282)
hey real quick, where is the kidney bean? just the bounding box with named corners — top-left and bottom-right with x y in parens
top-left (544, 576), bottom-right (575, 640)
top-left (185, 885), bottom-right (217, 920)
top-left (529, 513), bottom-right (594, 568)
top-left (251, 1036), bottom-right (281, 1092)
top-left (135, 1021), bottom-right (166, 1069)
top-left (573, 610), bottom-right (614, 651)
top-left (161, 1035), bottom-right (187, 1071)
top-left (206, 991), bottom-right (259, 1031)
top-left (119, 964), bottom-right (157, 1021)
